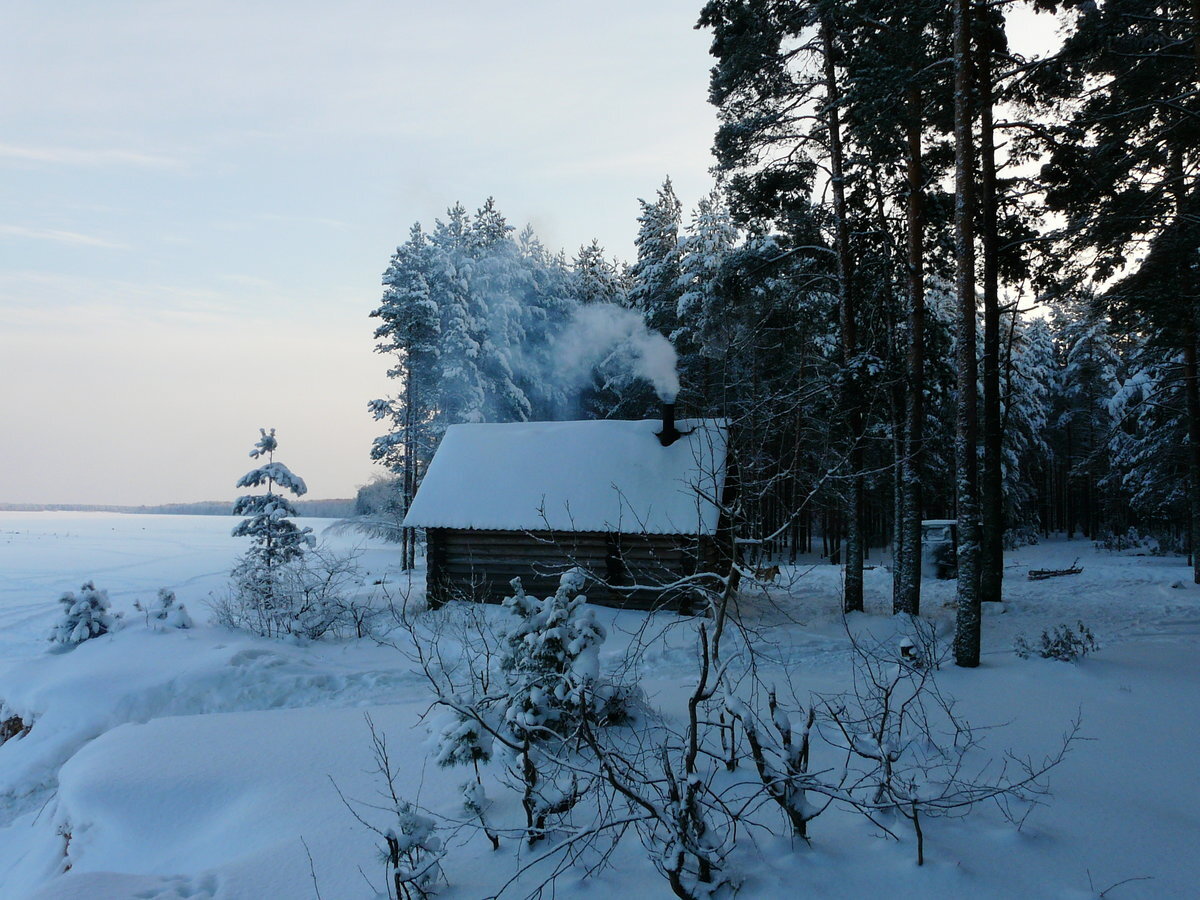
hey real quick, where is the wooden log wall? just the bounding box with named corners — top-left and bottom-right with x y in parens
top-left (426, 528), bottom-right (720, 611)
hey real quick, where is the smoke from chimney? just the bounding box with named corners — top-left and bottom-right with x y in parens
top-left (551, 304), bottom-right (681, 402)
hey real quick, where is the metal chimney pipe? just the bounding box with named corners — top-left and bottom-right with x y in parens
top-left (657, 402), bottom-right (687, 446)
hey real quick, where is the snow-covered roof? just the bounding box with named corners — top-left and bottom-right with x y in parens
top-left (403, 418), bottom-right (728, 535)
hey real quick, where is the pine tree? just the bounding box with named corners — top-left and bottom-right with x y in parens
top-left (468, 199), bottom-right (534, 425)
top-left (1106, 339), bottom-right (1189, 533)
top-left (515, 225), bottom-right (576, 419)
top-left (571, 240), bottom-right (627, 307)
top-left (673, 191), bottom-right (738, 407)
top-left (430, 205), bottom-right (489, 426)
top-left (370, 223), bottom-right (441, 569)
top-left (1000, 316), bottom-right (1053, 544)
top-left (630, 177), bottom-right (684, 340)
top-left (1047, 299), bottom-right (1121, 539)
top-left (1039, 0), bottom-right (1200, 577)
top-left (825, 0), bottom-right (956, 617)
top-left (50, 581), bottom-right (118, 646)
top-left (231, 428), bottom-right (314, 613)
top-left (951, 0), bottom-right (982, 668)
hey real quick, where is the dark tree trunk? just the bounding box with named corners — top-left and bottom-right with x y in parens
top-left (952, 0), bottom-right (982, 668)
top-left (978, 14), bottom-right (1004, 603)
top-left (1190, 1), bottom-right (1200, 583)
top-left (895, 82), bottom-right (925, 617)
top-left (821, 14), bottom-right (864, 614)
top-left (1185, 325), bottom-right (1200, 584)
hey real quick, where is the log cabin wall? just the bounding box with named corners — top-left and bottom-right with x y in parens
top-left (426, 528), bottom-right (721, 611)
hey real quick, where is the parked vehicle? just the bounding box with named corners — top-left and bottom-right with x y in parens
top-left (921, 519), bottom-right (958, 580)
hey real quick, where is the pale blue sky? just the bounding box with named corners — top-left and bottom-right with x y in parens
top-left (1, 0), bottom-right (719, 504)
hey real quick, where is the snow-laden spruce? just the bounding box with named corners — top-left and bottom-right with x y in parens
top-left (225, 428), bottom-right (316, 637)
top-left (50, 580), bottom-right (119, 646)
top-left (498, 567), bottom-right (608, 740)
top-left (424, 568), bottom-right (614, 848)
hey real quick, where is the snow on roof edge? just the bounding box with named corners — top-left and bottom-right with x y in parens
top-left (403, 418), bottom-right (728, 535)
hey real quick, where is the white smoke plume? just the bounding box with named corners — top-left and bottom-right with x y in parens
top-left (552, 303), bottom-right (680, 402)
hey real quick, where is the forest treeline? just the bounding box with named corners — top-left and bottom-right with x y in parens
top-left (0, 500), bottom-right (356, 517)
top-left (368, 0), bottom-right (1198, 666)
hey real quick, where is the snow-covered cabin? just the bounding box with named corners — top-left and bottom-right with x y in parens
top-left (402, 413), bottom-right (731, 610)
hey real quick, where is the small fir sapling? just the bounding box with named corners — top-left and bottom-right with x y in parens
top-left (49, 581), bottom-right (119, 646)
top-left (497, 569), bottom-right (606, 844)
top-left (1014, 621), bottom-right (1099, 661)
top-left (228, 428), bottom-right (315, 634)
top-left (134, 588), bottom-right (194, 629)
top-left (232, 427), bottom-right (315, 570)
top-left (428, 569), bottom-right (609, 847)
top-left (499, 567), bottom-right (609, 739)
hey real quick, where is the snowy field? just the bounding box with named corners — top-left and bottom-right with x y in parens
top-left (1, 512), bottom-right (1198, 899)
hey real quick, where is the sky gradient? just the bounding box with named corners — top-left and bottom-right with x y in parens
top-left (1, 0), bottom-right (723, 504)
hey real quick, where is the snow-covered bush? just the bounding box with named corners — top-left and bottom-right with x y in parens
top-left (49, 581), bottom-right (119, 646)
top-left (1014, 621), bottom-right (1099, 662)
top-left (1003, 525), bottom-right (1041, 550)
top-left (1094, 527), bottom-right (1176, 556)
top-left (339, 716), bottom-right (445, 900)
top-left (382, 803), bottom-right (443, 900)
top-left (134, 588), bottom-right (195, 630)
top-left (213, 547), bottom-right (366, 640)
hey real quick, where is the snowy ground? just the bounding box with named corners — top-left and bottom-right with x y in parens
top-left (1, 512), bottom-right (1198, 899)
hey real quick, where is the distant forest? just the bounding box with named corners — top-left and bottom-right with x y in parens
top-left (0, 499), bottom-right (356, 518)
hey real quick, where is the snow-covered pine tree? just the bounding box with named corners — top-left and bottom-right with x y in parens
top-left (370, 223), bottom-right (441, 569)
top-left (498, 568), bottom-right (607, 743)
top-left (570, 239), bottom-right (628, 308)
top-left (1048, 299), bottom-right (1121, 539)
top-left (1105, 337), bottom-right (1188, 537)
top-left (629, 177), bottom-right (684, 339)
top-left (430, 205), bottom-right (489, 426)
top-left (607, 178), bottom-right (685, 419)
top-left (50, 580), bottom-right (118, 646)
top-left (468, 199), bottom-right (534, 425)
top-left (673, 190), bottom-right (738, 408)
top-left (567, 240), bottom-right (637, 416)
top-left (515, 225), bottom-right (576, 419)
top-left (675, 192), bottom-right (737, 354)
top-left (231, 428), bottom-right (314, 620)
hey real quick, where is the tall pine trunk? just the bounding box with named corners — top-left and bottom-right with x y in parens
top-left (1187, 2), bottom-right (1200, 584)
top-left (895, 83), bottom-right (925, 617)
top-left (1182, 327), bottom-right (1200, 582)
top-left (978, 14), bottom-right (1004, 603)
top-left (953, 0), bottom-right (982, 667)
top-left (821, 14), bottom-right (864, 614)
